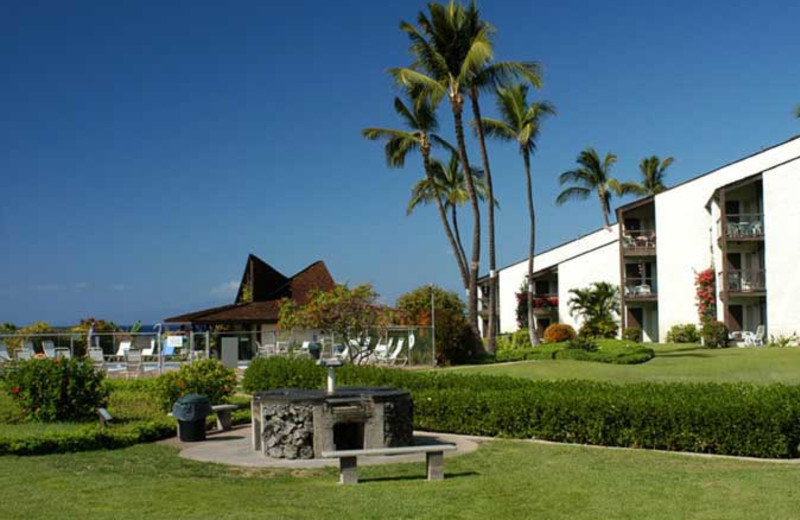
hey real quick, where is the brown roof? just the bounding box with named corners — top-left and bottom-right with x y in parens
top-left (165, 257), bottom-right (335, 324)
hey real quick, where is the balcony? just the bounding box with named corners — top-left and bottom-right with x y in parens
top-left (623, 278), bottom-right (657, 301)
top-left (622, 230), bottom-right (656, 256)
top-left (532, 294), bottom-right (558, 315)
top-left (723, 269), bottom-right (766, 295)
top-left (721, 214), bottom-right (764, 240)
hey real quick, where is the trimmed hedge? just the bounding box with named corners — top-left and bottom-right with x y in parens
top-left (495, 339), bottom-right (654, 365)
top-left (243, 358), bottom-right (800, 458)
top-left (0, 419), bottom-right (175, 456)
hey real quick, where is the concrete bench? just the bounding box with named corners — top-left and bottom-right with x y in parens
top-left (211, 404), bottom-right (239, 432)
top-left (168, 404), bottom-right (240, 433)
top-left (321, 444), bottom-right (457, 485)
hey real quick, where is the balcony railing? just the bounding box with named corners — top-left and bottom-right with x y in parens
top-left (722, 213), bottom-right (764, 239)
top-left (622, 230), bottom-right (656, 253)
top-left (624, 278), bottom-right (657, 299)
top-left (723, 269), bottom-right (766, 293)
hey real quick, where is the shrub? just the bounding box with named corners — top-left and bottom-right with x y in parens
top-left (512, 329), bottom-right (533, 349)
top-left (622, 327), bottom-right (642, 343)
top-left (666, 323), bottom-right (700, 343)
top-left (242, 358), bottom-right (800, 458)
top-left (768, 333), bottom-right (799, 348)
top-left (1, 359), bottom-right (107, 422)
top-left (568, 282), bottom-right (620, 339)
top-left (396, 285), bottom-right (478, 365)
top-left (578, 319), bottom-right (617, 339)
top-left (701, 320), bottom-right (729, 348)
top-left (152, 359), bottom-right (236, 412)
top-left (565, 337), bottom-right (598, 352)
top-left (543, 324), bottom-right (576, 343)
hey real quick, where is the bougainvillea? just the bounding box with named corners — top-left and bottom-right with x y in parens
top-left (695, 268), bottom-right (716, 324)
top-left (516, 290), bottom-right (558, 329)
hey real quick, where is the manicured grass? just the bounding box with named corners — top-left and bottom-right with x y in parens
top-left (456, 344), bottom-right (800, 384)
top-left (1, 439), bottom-right (800, 519)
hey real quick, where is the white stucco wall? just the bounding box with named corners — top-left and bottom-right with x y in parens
top-left (496, 226), bottom-right (619, 333)
top-left (557, 241), bottom-right (621, 332)
top-left (655, 138), bottom-right (800, 341)
top-left (763, 157), bottom-right (800, 338)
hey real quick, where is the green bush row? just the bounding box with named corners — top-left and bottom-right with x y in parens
top-left (242, 358), bottom-right (800, 458)
top-left (495, 339), bottom-right (654, 365)
top-left (0, 418), bottom-right (175, 456)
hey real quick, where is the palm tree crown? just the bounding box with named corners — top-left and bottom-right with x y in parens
top-left (362, 97), bottom-right (441, 167)
top-left (634, 155), bottom-right (673, 196)
top-left (406, 153), bottom-right (489, 216)
top-left (556, 148), bottom-right (639, 227)
top-left (480, 83), bottom-right (555, 153)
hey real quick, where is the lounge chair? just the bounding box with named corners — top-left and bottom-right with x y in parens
top-left (18, 342), bottom-right (35, 360)
top-left (257, 342), bottom-right (276, 358)
top-left (42, 340), bottom-right (56, 358)
top-left (744, 325), bottom-right (766, 347)
top-left (55, 347), bottom-right (71, 359)
top-left (115, 340), bottom-right (132, 360)
top-left (125, 350), bottom-right (143, 374)
top-left (371, 338), bottom-right (394, 363)
top-left (142, 339), bottom-right (155, 358)
top-left (0, 343), bottom-right (11, 363)
top-left (89, 348), bottom-right (106, 370)
top-left (387, 338), bottom-right (406, 365)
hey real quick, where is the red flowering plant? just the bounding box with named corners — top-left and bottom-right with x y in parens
top-left (695, 267), bottom-right (717, 324)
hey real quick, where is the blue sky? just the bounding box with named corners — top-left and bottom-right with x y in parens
top-left (1, 0), bottom-right (799, 325)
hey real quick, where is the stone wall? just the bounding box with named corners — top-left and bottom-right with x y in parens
top-left (261, 403), bottom-right (315, 459)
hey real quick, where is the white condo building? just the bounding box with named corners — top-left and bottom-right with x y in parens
top-left (478, 136), bottom-right (800, 342)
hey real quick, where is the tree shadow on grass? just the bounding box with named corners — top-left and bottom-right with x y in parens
top-left (659, 352), bottom-right (712, 359)
top-left (360, 471), bottom-right (478, 483)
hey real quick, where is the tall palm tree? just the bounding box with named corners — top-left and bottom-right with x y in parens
top-left (391, 0), bottom-right (492, 333)
top-left (481, 83), bottom-right (555, 346)
top-left (796, 106), bottom-right (800, 118)
top-left (363, 96), bottom-right (470, 290)
top-left (468, 61), bottom-right (542, 352)
top-left (556, 148), bottom-right (639, 227)
top-left (632, 155), bottom-right (673, 196)
top-left (407, 153), bottom-right (493, 270)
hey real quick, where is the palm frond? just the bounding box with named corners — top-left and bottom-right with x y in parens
top-left (477, 117), bottom-right (516, 142)
top-left (555, 186), bottom-right (591, 205)
top-left (472, 61), bottom-right (543, 91)
top-left (388, 68), bottom-right (446, 106)
top-left (558, 169), bottom-right (594, 187)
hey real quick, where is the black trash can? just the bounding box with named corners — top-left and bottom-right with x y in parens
top-left (172, 394), bottom-right (212, 442)
top-left (308, 342), bottom-right (322, 360)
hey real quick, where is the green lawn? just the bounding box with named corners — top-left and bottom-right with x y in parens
top-left (455, 344), bottom-right (800, 384)
top-left (2, 439), bottom-right (800, 519)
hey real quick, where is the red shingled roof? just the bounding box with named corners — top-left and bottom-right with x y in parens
top-left (165, 257), bottom-right (335, 324)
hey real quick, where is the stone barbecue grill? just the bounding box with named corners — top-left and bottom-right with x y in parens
top-left (251, 387), bottom-right (414, 459)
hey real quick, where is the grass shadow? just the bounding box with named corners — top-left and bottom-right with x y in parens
top-left (360, 471), bottom-right (478, 483)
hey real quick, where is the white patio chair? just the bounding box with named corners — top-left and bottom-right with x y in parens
top-left (753, 325), bottom-right (765, 347)
top-left (116, 340), bottom-right (132, 359)
top-left (142, 339), bottom-right (156, 358)
top-left (0, 342), bottom-right (11, 363)
top-left (125, 350), bottom-right (143, 374)
top-left (257, 342), bottom-right (276, 358)
top-left (42, 340), bottom-right (56, 358)
top-left (387, 338), bottom-right (406, 365)
top-left (371, 338), bottom-right (394, 363)
top-left (18, 342), bottom-right (35, 360)
top-left (55, 347), bottom-right (71, 359)
top-left (88, 347), bottom-right (106, 370)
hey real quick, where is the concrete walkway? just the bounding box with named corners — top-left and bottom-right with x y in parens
top-left (171, 425), bottom-right (480, 469)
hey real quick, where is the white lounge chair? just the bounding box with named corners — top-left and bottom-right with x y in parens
top-left (125, 350), bottom-right (143, 374)
top-left (42, 340), bottom-right (56, 358)
top-left (371, 338), bottom-right (394, 363)
top-left (744, 325), bottom-right (766, 347)
top-left (18, 342), bottom-right (35, 360)
top-left (89, 347), bottom-right (106, 369)
top-left (0, 343), bottom-right (11, 363)
top-left (115, 340), bottom-right (132, 359)
top-left (55, 347), bottom-right (71, 359)
top-left (257, 342), bottom-right (276, 357)
top-left (142, 339), bottom-right (156, 357)
top-left (387, 338), bottom-right (405, 365)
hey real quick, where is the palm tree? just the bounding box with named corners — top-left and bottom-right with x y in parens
top-left (391, 0), bottom-right (492, 333)
top-left (481, 83), bottom-right (555, 346)
top-left (631, 155), bottom-right (673, 196)
top-left (796, 106), bottom-right (800, 118)
top-left (556, 148), bottom-right (640, 227)
top-left (363, 96), bottom-right (470, 290)
top-left (468, 61), bottom-right (542, 353)
top-left (567, 282), bottom-right (620, 338)
top-left (407, 153), bottom-right (493, 269)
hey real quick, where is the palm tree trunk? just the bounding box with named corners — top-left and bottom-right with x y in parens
top-left (600, 188), bottom-right (611, 227)
top-left (470, 87), bottom-right (497, 353)
top-left (450, 205), bottom-right (468, 273)
top-left (523, 150), bottom-right (540, 346)
top-left (422, 147), bottom-right (470, 290)
top-left (450, 95), bottom-right (481, 342)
